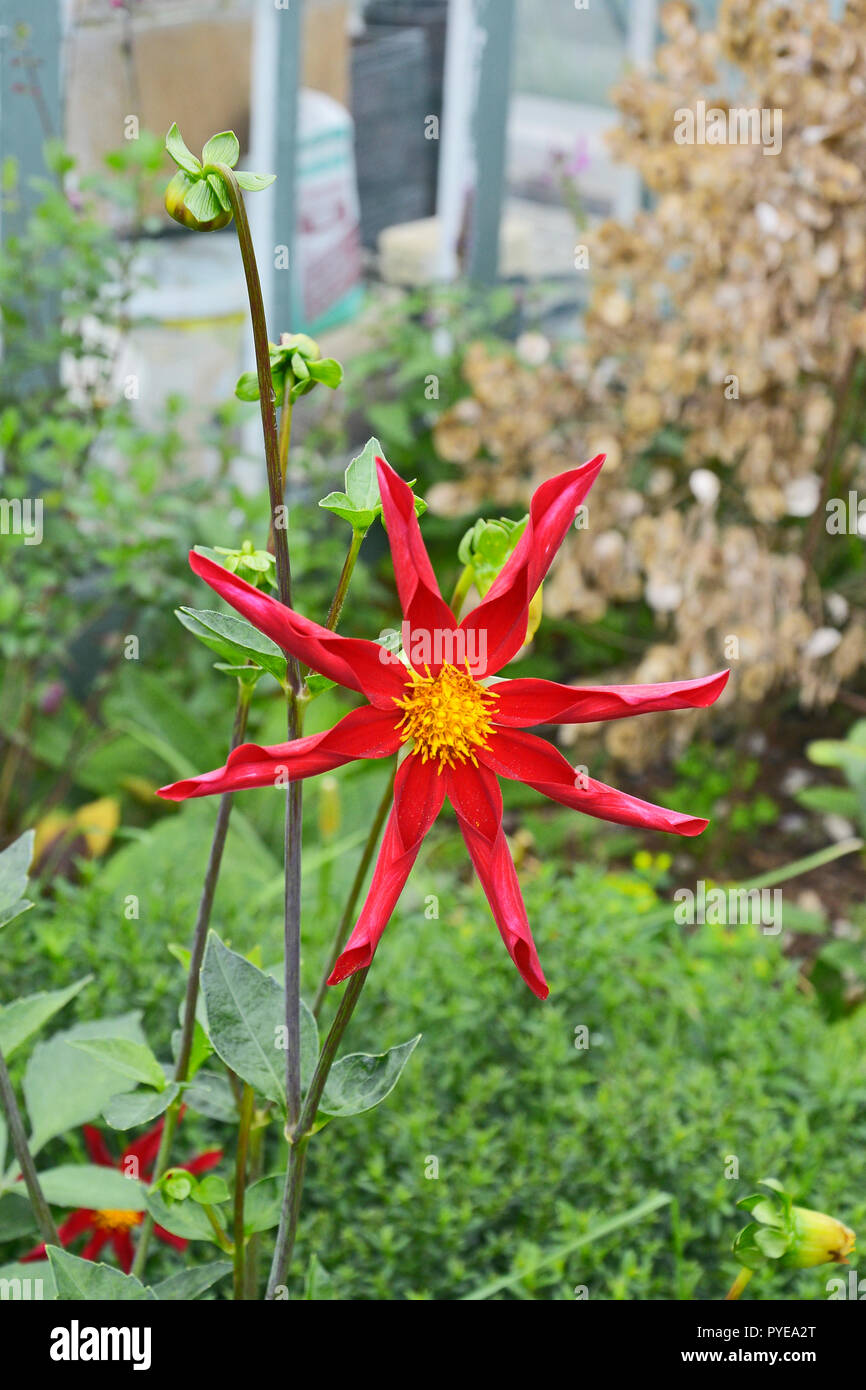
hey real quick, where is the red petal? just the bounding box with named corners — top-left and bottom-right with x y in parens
top-left (480, 727), bottom-right (709, 836)
top-left (83, 1124), bottom-right (114, 1167)
top-left (20, 1208), bottom-right (95, 1263)
top-left (123, 1118), bottom-right (165, 1177)
top-left (155, 1225), bottom-right (188, 1252)
top-left (459, 455), bottom-right (605, 675)
top-left (112, 1231), bottom-right (136, 1273)
top-left (80, 1229), bottom-right (111, 1262)
top-left (190, 551), bottom-right (408, 709)
top-left (158, 704), bottom-right (402, 801)
top-left (446, 761), bottom-right (548, 999)
top-left (492, 670), bottom-right (730, 727)
top-left (376, 457), bottom-right (458, 675)
top-left (328, 753), bottom-right (445, 984)
top-left (183, 1148), bottom-right (224, 1175)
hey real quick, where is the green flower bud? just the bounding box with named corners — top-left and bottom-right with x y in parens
top-left (786, 1205), bottom-right (855, 1268)
top-left (165, 169), bottom-right (231, 232)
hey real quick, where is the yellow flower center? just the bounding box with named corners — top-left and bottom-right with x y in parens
top-left (92, 1208), bottom-right (143, 1233)
top-left (395, 663), bottom-right (498, 769)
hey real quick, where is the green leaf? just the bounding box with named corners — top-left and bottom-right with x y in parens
top-left (145, 1189), bottom-right (225, 1245)
top-left (304, 1253), bottom-right (337, 1299)
top-left (235, 170), bottom-right (276, 192)
top-left (37, 1164), bottom-right (149, 1211)
top-left (201, 935), bottom-right (318, 1111)
top-left (0, 1260), bottom-right (56, 1299)
top-left (184, 178), bottom-right (222, 224)
top-left (22, 1013), bottom-right (146, 1156)
top-left (0, 977), bottom-right (91, 1060)
top-left (172, 1019), bottom-right (212, 1081)
top-left (241, 1173), bottom-right (284, 1235)
top-left (319, 1034), bottom-right (421, 1117)
top-left (0, 1192), bottom-right (36, 1240)
top-left (150, 1261), bottom-right (232, 1300)
top-left (183, 1070), bottom-right (237, 1123)
top-left (307, 357), bottom-right (343, 389)
top-left (234, 370), bottom-right (262, 402)
top-left (190, 1174), bottom-right (230, 1206)
top-left (47, 1246), bottom-right (155, 1301)
top-left (176, 607), bottom-right (287, 684)
top-left (206, 171), bottom-right (232, 212)
top-left (103, 1083), bottom-right (180, 1131)
top-left (754, 1225), bottom-right (791, 1259)
top-left (71, 1037), bottom-right (166, 1092)
top-left (0, 829), bottom-right (34, 929)
top-left (202, 130), bottom-right (240, 168)
top-left (165, 122), bottom-right (201, 176)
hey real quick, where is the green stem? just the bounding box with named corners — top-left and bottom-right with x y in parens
top-left (449, 564), bottom-right (475, 619)
top-left (203, 1204), bottom-right (234, 1254)
top-left (725, 1267), bottom-right (754, 1301)
top-left (312, 763), bottom-right (396, 1018)
top-left (132, 681), bottom-right (252, 1279)
top-left (243, 1114), bottom-right (268, 1299)
top-left (324, 530), bottom-right (364, 634)
top-left (0, 1043), bottom-right (59, 1248)
top-left (265, 968), bottom-right (370, 1298)
top-left (233, 1084), bottom-right (255, 1299)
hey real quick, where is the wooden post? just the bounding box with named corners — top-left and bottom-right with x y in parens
top-left (467, 0), bottom-right (515, 284)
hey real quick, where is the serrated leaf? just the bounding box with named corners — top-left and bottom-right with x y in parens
top-left (0, 830), bottom-right (34, 928)
top-left (201, 935), bottom-right (318, 1112)
top-left (235, 170), bottom-right (276, 191)
top-left (202, 131), bottom-right (240, 168)
top-left (37, 1164), bottom-right (148, 1212)
top-left (151, 1261), bottom-right (232, 1300)
top-left (184, 178), bottom-right (222, 223)
top-left (71, 1037), bottom-right (166, 1092)
top-left (48, 1246), bottom-right (155, 1300)
top-left (0, 977), bottom-right (91, 1061)
top-left (319, 1034), bottom-right (421, 1117)
top-left (176, 607), bottom-right (287, 684)
top-left (165, 122), bottom-right (201, 176)
top-left (103, 1083), bottom-right (180, 1131)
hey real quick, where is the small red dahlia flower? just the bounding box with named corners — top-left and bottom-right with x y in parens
top-left (22, 1119), bottom-right (222, 1272)
top-left (159, 455), bottom-right (727, 999)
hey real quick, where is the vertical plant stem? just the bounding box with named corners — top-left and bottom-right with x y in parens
top-left (233, 1083), bottom-right (255, 1299)
top-left (0, 1043), bottom-right (59, 1247)
top-left (312, 763), bottom-right (396, 1018)
top-left (266, 968), bottom-right (370, 1298)
top-left (243, 1115), bottom-right (268, 1299)
top-left (324, 530), bottom-right (364, 633)
top-left (132, 680), bottom-right (252, 1278)
top-left (725, 1267), bottom-right (754, 1301)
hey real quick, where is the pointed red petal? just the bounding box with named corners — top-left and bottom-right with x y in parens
top-left (123, 1118), bottom-right (165, 1177)
top-left (459, 455), bottom-right (605, 676)
top-left (480, 727), bottom-right (709, 836)
top-left (80, 1230), bottom-right (111, 1263)
top-left (183, 1148), bottom-right (224, 1175)
top-left (112, 1231), bottom-right (136, 1273)
top-left (492, 670), bottom-right (730, 727)
top-left (375, 456), bottom-right (458, 675)
top-left (189, 551), bottom-right (408, 709)
top-left (158, 704), bottom-right (402, 801)
top-left (328, 753), bottom-right (445, 984)
top-left (446, 760), bottom-right (548, 999)
top-left (155, 1225), bottom-right (188, 1252)
top-left (83, 1123), bottom-right (115, 1167)
top-left (21, 1208), bottom-right (95, 1262)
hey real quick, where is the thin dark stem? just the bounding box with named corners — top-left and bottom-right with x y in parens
top-left (0, 1044), bottom-right (59, 1247)
top-left (312, 763), bottom-right (396, 1017)
top-left (132, 681), bottom-right (251, 1278)
top-left (265, 969), bottom-right (369, 1297)
top-left (233, 1084), bottom-right (255, 1299)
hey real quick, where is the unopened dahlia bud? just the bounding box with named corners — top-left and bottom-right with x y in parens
top-left (165, 169), bottom-right (232, 232)
top-left (727, 1178), bottom-right (855, 1297)
top-left (787, 1204), bottom-right (855, 1268)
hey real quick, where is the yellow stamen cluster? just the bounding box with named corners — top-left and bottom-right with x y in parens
top-left (395, 663), bottom-right (498, 770)
top-left (92, 1208), bottom-right (143, 1233)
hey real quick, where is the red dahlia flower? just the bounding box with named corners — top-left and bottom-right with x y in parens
top-left (159, 455), bottom-right (727, 999)
top-left (22, 1119), bottom-right (222, 1272)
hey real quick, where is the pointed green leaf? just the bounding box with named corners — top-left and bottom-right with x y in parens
top-left (145, 1189), bottom-right (225, 1245)
top-left (71, 1037), bottom-right (166, 1092)
top-left (206, 171), bottom-right (232, 212)
top-left (202, 131), bottom-right (240, 168)
top-left (37, 1164), bottom-right (149, 1211)
top-left (319, 1034), bottom-right (421, 1117)
top-left (23, 1013), bottom-right (146, 1155)
top-left (103, 1083), bottom-right (180, 1131)
top-left (151, 1261), bottom-right (232, 1300)
top-left (183, 1070), bottom-right (237, 1123)
top-left (234, 170), bottom-right (276, 191)
top-left (304, 1253), bottom-right (337, 1299)
top-left (176, 607), bottom-right (287, 683)
top-left (165, 122), bottom-right (201, 175)
top-left (0, 830), bottom-right (34, 929)
top-left (0, 977), bottom-right (91, 1060)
